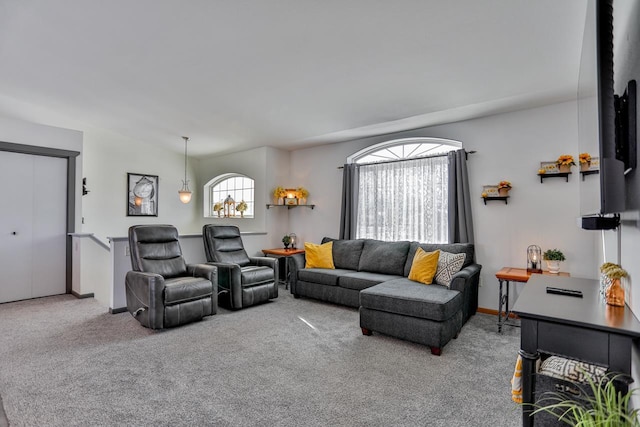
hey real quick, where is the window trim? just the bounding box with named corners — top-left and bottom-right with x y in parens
top-left (347, 137), bottom-right (462, 165)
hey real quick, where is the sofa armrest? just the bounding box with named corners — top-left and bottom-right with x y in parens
top-left (287, 253), bottom-right (306, 294)
top-left (125, 271), bottom-right (165, 329)
top-left (187, 263), bottom-right (219, 314)
top-left (448, 263), bottom-right (482, 321)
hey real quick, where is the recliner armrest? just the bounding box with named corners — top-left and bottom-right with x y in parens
top-left (187, 263), bottom-right (219, 314)
top-left (125, 271), bottom-right (166, 329)
top-left (248, 256), bottom-right (278, 285)
top-left (204, 262), bottom-right (243, 308)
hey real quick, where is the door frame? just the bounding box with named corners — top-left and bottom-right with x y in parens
top-left (0, 141), bottom-right (80, 294)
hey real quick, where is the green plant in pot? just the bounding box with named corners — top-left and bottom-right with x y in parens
top-left (282, 234), bottom-right (291, 249)
top-left (543, 248), bottom-right (565, 274)
top-left (532, 372), bottom-right (640, 426)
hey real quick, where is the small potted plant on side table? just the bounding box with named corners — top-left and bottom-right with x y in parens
top-left (543, 248), bottom-right (566, 274)
top-left (282, 234), bottom-right (292, 249)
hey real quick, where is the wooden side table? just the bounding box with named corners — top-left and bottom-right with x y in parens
top-left (495, 267), bottom-right (569, 333)
top-left (261, 248), bottom-right (305, 289)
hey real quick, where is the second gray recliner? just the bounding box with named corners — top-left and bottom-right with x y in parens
top-left (202, 225), bottom-right (278, 309)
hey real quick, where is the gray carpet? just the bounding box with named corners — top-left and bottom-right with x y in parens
top-left (0, 290), bottom-right (521, 426)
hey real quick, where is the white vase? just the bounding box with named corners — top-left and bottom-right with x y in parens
top-left (546, 260), bottom-right (561, 274)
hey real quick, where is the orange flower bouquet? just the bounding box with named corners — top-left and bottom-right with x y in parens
top-left (498, 180), bottom-right (511, 196)
top-left (556, 154), bottom-right (575, 172)
top-left (579, 152), bottom-right (592, 171)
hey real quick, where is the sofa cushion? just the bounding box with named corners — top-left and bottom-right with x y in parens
top-left (305, 241), bottom-right (335, 269)
top-left (360, 279), bottom-right (462, 322)
top-left (298, 268), bottom-right (353, 286)
top-left (358, 240), bottom-right (410, 276)
top-left (339, 271), bottom-right (404, 291)
top-left (322, 237), bottom-right (365, 270)
top-left (433, 251), bottom-right (466, 287)
top-left (164, 277), bottom-right (213, 305)
top-left (404, 242), bottom-right (475, 277)
top-left (408, 248), bottom-right (440, 285)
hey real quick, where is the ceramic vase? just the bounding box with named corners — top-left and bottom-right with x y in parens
top-left (605, 278), bottom-right (625, 307)
top-left (558, 164), bottom-right (571, 173)
top-left (580, 162), bottom-right (590, 172)
top-left (498, 188), bottom-right (509, 197)
top-left (546, 260), bottom-right (560, 274)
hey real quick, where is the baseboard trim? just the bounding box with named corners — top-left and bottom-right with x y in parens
top-left (71, 290), bottom-right (94, 299)
top-left (109, 307), bottom-right (127, 314)
top-left (476, 307), bottom-right (518, 319)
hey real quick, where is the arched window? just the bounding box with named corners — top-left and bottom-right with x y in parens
top-left (203, 173), bottom-right (255, 218)
top-left (348, 137), bottom-right (461, 164)
top-left (347, 137), bottom-right (463, 243)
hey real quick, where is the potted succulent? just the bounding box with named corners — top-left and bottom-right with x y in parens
top-left (557, 154), bottom-right (576, 173)
top-left (543, 249), bottom-right (565, 274)
top-left (498, 181), bottom-right (512, 197)
top-left (579, 152), bottom-right (592, 172)
top-left (282, 234), bottom-right (292, 249)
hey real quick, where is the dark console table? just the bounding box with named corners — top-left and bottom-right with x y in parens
top-left (512, 274), bottom-right (640, 427)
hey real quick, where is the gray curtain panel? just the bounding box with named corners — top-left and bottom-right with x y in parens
top-left (339, 163), bottom-right (359, 239)
top-left (447, 149), bottom-right (475, 244)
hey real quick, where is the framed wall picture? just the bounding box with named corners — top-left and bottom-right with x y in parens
top-left (540, 161), bottom-right (559, 174)
top-left (127, 173), bottom-right (158, 216)
top-left (482, 185), bottom-right (499, 197)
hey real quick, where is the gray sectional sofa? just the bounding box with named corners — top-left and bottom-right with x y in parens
top-left (288, 237), bottom-right (481, 355)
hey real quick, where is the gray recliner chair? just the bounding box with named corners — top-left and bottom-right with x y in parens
top-left (202, 225), bottom-right (278, 309)
top-left (125, 224), bottom-right (218, 329)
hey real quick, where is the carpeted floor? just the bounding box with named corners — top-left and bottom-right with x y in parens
top-left (0, 289), bottom-right (521, 426)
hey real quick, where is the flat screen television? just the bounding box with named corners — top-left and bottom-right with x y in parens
top-left (578, 0), bottom-right (626, 220)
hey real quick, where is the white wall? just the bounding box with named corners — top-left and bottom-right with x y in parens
top-left (82, 128), bottom-right (200, 242)
top-left (0, 115), bottom-right (83, 232)
top-left (290, 101), bottom-right (599, 311)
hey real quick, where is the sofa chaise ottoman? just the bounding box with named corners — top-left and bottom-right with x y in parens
top-left (360, 279), bottom-right (463, 355)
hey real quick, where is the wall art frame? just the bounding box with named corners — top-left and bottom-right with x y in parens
top-left (127, 173), bottom-right (159, 217)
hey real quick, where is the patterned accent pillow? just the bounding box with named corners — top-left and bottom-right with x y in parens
top-left (539, 356), bottom-right (607, 384)
top-left (434, 251), bottom-right (466, 287)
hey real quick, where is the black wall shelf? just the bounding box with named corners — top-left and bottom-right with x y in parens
top-left (580, 170), bottom-right (599, 181)
top-left (538, 172), bottom-right (571, 183)
top-left (482, 196), bottom-right (509, 205)
top-left (266, 204), bottom-right (315, 210)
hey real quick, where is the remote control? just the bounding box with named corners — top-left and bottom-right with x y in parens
top-left (546, 287), bottom-right (583, 297)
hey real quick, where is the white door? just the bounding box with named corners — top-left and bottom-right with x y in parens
top-left (0, 151), bottom-right (67, 303)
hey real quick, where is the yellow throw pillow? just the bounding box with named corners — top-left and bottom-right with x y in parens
top-left (408, 248), bottom-right (440, 285)
top-left (304, 241), bottom-right (335, 269)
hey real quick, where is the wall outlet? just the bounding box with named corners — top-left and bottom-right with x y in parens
top-left (125, 245), bottom-right (130, 257)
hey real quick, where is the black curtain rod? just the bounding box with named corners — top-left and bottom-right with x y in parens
top-left (337, 150), bottom-right (476, 169)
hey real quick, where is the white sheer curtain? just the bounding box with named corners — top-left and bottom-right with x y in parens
top-left (355, 156), bottom-right (449, 243)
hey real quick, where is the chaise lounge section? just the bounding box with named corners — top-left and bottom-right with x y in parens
top-left (288, 238), bottom-right (481, 354)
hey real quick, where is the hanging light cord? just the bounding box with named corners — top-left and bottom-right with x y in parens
top-left (182, 136), bottom-right (189, 186)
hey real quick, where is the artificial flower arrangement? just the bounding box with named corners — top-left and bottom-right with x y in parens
top-left (498, 181), bottom-right (512, 189)
top-left (236, 200), bottom-right (247, 212)
top-left (296, 186), bottom-right (309, 200)
top-left (600, 262), bottom-right (628, 280)
top-left (579, 152), bottom-right (592, 164)
top-left (213, 202), bottom-right (223, 217)
top-left (556, 154), bottom-right (576, 166)
top-left (273, 186), bottom-right (286, 198)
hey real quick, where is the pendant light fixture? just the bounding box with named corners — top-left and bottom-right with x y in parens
top-left (178, 136), bottom-right (192, 204)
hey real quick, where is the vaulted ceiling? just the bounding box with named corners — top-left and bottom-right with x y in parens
top-left (0, 0), bottom-right (587, 156)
